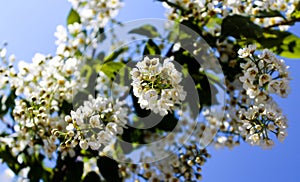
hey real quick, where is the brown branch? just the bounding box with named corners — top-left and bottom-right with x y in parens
top-left (263, 17), bottom-right (300, 30)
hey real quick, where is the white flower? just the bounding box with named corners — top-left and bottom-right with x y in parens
top-left (258, 74), bottom-right (271, 86)
top-left (0, 48), bottom-right (7, 58)
top-left (79, 140), bottom-right (89, 150)
top-left (238, 44), bottom-right (256, 58)
top-left (68, 22), bottom-right (82, 35)
top-left (106, 122), bottom-right (123, 135)
top-left (54, 25), bottom-right (68, 45)
top-left (131, 57), bottom-right (186, 116)
top-left (277, 130), bottom-right (287, 142)
top-left (97, 130), bottom-right (112, 145)
top-left (89, 115), bottom-right (102, 128)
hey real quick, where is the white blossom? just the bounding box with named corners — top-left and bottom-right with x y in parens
top-left (130, 57), bottom-right (186, 116)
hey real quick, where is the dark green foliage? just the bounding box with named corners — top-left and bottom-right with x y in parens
top-left (143, 39), bottom-right (161, 56)
top-left (83, 171), bottom-right (102, 182)
top-left (221, 15), bottom-right (300, 58)
top-left (220, 15), bottom-right (263, 42)
top-left (97, 156), bottom-right (122, 182)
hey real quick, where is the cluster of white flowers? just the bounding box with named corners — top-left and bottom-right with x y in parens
top-left (54, 0), bottom-right (124, 57)
top-left (52, 95), bottom-right (128, 153)
top-left (209, 45), bottom-right (290, 149)
top-left (68, 0), bottom-right (123, 37)
top-left (0, 0), bottom-right (126, 159)
top-left (239, 45), bottom-right (290, 98)
top-left (236, 45), bottom-right (289, 147)
top-left (119, 146), bottom-right (210, 181)
top-left (0, 45), bottom-right (87, 156)
top-left (54, 23), bottom-right (93, 57)
top-left (130, 57), bottom-right (186, 116)
top-left (238, 99), bottom-right (288, 148)
top-left (163, 0), bottom-right (298, 35)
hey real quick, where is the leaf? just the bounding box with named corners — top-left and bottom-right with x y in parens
top-left (153, 112), bottom-right (178, 132)
top-left (220, 15), bottom-right (263, 41)
top-left (254, 10), bottom-right (284, 18)
top-left (58, 100), bottom-right (73, 115)
top-left (291, 3), bottom-right (300, 19)
top-left (257, 30), bottom-right (300, 58)
top-left (129, 24), bottom-right (160, 38)
top-left (97, 156), bottom-right (122, 182)
top-left (143, 39), bottom-right (161, 56)
top-left (0, 145), bottom-right (22, 174)
top-left (83, 172), bottom-right (101, 182)
top-left (206, 17), bottom-right (222, 29)
top-left (121, 120), bottom-right (147, 144)
top-left (280, 34), bottom-right (300, 58)
top-left (65, 160), bottom-right (84, 182)
top-left (221, 15), bottom-right (300, 58)
top-left (67, 8), bottom-right (81, 25)
top-left (104, 47), bottom-right (129, 63)
top-left (98, 62), bottom-right (125, 78)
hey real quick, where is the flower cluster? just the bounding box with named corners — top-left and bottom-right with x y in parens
top-left (53, 95), bottom-right (128, 154)
top-left (238, 99), bottom-right (288, 148)
top-left (55, 0), bottom-right (124, 57)
top-left (54, 23), bottom-right (92, 57)
top-left (0, 0), bottom-right (125, 159)
top-left (163, 0), bottom-right (298, 35)
top-left (68, 0), bottom-right (123, 37)
top-left (119, 146), bottom-right (210, 181)
top-left (0, 46), bottom-right (86, 157)
top-left (130, 57), bottom-right (186, 116)
top-left (239, 45), bottom-right (290, 98)
top-left (209, 45), bottom-right (290, 149)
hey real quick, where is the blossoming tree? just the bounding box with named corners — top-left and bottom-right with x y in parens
top-left (0, 0), bottom-right (299, 181)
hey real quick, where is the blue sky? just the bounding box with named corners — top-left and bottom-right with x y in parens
top-left (0, 0), bottom-right (299, 181)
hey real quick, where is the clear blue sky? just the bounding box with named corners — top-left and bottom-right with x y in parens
top-left (0, 0), bottom-right (299, 181)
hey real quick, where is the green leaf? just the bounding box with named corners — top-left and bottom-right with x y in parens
top-left (58, 100), bottom-right (73, 115)
top-left (104, 47), bottom-right (129, 63)
top-left (65, 160), bottom-right (83, 182)
top-left (280, 34), bottom-right (300, 58)
top-left (206, 17), bottom-right (222, 29)
top-left (97, 156), bottom-right (122, 182)
top-left (129, 24), bottom-right (160, 38)
top-left (291, 3), bottom-right (300, 19)
top-left (0, 145), bottom-right (22, 174)
top-left (143, 39), bottom-right (161, 56)
top-left (257, 30), bottom-right (300, 58)
top-left (154, 112), bottom-right (178, 132)
top-left (121, 126), bottom-right (145, 144)
top-left (98, 62), bottom-right (125, 78)
top-left (83, 172), bottom-right (101, 182)
top-left (292, 11), bottom-right (300, 19)
top-left (220, 15), bottom-right (263, 41)
top-left (67, 8), bottom-right (81, 25)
